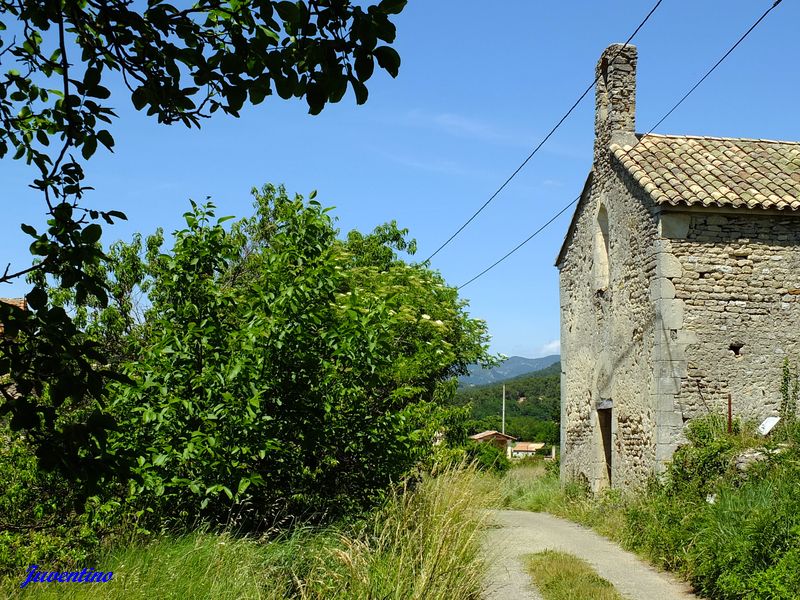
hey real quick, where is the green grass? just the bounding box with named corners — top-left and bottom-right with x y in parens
top-left (499, 417), bottom-right (800, 600)
top-left (524, 550), bottom-right (625, 600)
top-left (1, 464), bottom-right (495, 600)
top-left (2, 531), bottom-right (295, 600)
top-left (295, 463), bottom-right (497, 599)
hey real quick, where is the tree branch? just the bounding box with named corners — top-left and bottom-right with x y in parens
top-left (0, 259), bottom-right (49, 285)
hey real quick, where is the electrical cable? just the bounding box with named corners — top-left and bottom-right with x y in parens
top-left (423, 0), bottom-right (665, 263)
top-left (456, 0), bottom-right (784, 290)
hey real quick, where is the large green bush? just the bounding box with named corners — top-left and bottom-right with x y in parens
top-left (102, 186), bottom-right (489, 527)
top-left (0, 185), bottom-right (490, 575)
top-left (465, 441), bottom-right (511, 474)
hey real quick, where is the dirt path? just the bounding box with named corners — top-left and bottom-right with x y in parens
top-left (482, 510), bottom-right (697, 600)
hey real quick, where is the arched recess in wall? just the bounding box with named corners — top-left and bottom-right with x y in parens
top-left (594, 204), bottom-right (610, 291)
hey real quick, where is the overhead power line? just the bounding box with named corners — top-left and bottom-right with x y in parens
top-left (423, 0), bottom-right (665, 263)
top-left (457, 198), bottom-right (580, 290)
top-left (457, 0), bottom-right (785, 290)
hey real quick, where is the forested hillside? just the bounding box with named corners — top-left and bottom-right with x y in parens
top-left (451, 363), bottom-right (561, 445)
top-left (458, 354), bottom-right (560, 387)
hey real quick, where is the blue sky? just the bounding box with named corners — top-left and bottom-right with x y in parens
top-left (2, 0), bottom-right (799, 357)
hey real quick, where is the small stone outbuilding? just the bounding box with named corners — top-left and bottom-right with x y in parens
top-left (556, 44), bottom-right (800, 491)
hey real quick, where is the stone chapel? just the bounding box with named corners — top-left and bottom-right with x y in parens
top-left (556, 44), bottom-right (800, 491)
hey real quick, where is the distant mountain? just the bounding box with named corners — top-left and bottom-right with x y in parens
top-left (458, 354), bottom-right (561, 387)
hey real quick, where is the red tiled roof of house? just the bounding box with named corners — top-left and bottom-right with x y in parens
top-left (0, 298), bottom-right (27, 336)
top-left (468, 430), bottom-right (516, 441)
top-left (513, 442), bottom-right (546, 452)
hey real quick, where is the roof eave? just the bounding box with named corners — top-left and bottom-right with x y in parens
top-left (554, 171), bottom-right (594, 269)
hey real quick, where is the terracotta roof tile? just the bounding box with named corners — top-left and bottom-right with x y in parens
top-left (0, 298), bottom-right (26, 310)
top-left (0, 298), bottom-right (26, 336)
top-left (512, 442), bottom-right (545, 452)
top-left (468, 430), bottom-right (516, 441)
top-left (611, 134), bottom-right (800, 211)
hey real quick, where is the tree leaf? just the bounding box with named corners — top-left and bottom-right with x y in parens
top-left (378, 0), bottom-right (407, 13)
top-left (97, 130), bottom-right (115, 151)
top-left (81, 223), bottom-right (102, 244)
top-left (374, 46), bottom-right (401, 78)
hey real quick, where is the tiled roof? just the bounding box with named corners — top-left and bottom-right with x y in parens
top-left (0, 298), bottom-right (26, 310)
top-left (512, 442), bottom-right (545, 452)
top-left (610, 134), bottom-right (800, 211)
top-left (468, 430), bottom-right (516, 441)
top-left (0, 298), bottom-right (26, 336)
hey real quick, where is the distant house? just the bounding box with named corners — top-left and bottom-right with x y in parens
top-left (468, 430), bottom-right (516, 452)
top-left (510, 441), bottom-right (545, 459)
top-left (0, 298), bottom-right (26, 337)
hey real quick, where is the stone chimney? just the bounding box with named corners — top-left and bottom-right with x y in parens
top-left (594, 44), bottom-right (637, 164)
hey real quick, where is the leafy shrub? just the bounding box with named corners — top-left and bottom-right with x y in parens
top-left (687, 466), bottom-right (800, 599)
top-left (465, 441), bottom-right (511, 474)
top-left (0, 423), bottom-right (102, 576)
top-left (99, 187), bottom-right (490, 528)
top-left (1, 187), bottom-right (492, 574)
top-left (663, 414), bottom-right (739, 497)
top-left (747, 547), bottom-right (800, 600)
top-left (621, 414), bottom-right (800, 597)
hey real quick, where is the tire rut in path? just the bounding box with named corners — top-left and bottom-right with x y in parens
top-left (482, 510), bottom-right (697, 600)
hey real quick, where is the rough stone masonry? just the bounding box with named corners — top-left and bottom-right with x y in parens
top-left (555, 43), bottom-right (800, 492)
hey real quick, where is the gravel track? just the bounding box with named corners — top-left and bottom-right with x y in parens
top-left (482, 510), bottom-right (697, 600)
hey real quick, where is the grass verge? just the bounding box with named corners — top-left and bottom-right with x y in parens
top-left (524, 550), bottom-right (624, 600)
top-left (1, 463), bottom-right (494, 600)
top-left (498, 464), bottom-right (627, 542)
top-left (500, 416), bottom-right (800, 599)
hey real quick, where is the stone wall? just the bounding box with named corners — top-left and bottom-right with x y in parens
top-left (559, 42), bottom-right (800, 487)
top-left (559, 43), bottom-right (662, 491)
top-left (559, 163), bottom-right (660, 491)
top-left (660, 211), bottom-right (800, 425)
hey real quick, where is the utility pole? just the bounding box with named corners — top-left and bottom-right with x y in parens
top-left (502, 384), bottom-right (506, 435)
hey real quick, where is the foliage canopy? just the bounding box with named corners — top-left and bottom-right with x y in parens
top-left (38, 185), bottom-right (491, 524)
top-left (0, 0), bottom-right (407, 487)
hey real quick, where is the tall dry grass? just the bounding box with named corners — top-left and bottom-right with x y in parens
top-left (297, 462), bottom-right (497, 599)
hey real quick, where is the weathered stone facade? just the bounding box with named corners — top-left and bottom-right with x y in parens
top-left (666, 211), bottom-right (800, 424)
top-left (556, 44), bottom-right (800, 491)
